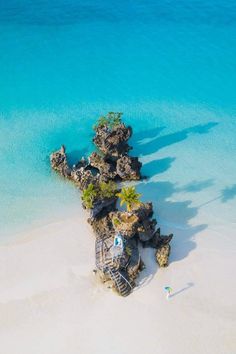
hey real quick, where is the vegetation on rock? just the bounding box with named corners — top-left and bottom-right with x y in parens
top-left (81, 183), bottom-right (98, 209)
top-left (117, 186), bottom-right (141, 212)
top-left (50, 112), bottom-right (173, 296)
top-left (113, 217), bottom-right (121, 227)
top-left (93, 112), bottom-right (123, 131)
top-left (82, 181), bottom-right (117, 209)
top-left (99, 181), bottom-right (117, 199)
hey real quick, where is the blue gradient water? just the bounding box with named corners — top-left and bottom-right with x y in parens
top-left (0, 0), bottom-right (236, 240)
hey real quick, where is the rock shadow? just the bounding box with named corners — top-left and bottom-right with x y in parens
top-left (131, 126), bottom-right (166, 144)
top-left (197, 183), bottom-right (236, 208)
top-left (132, 122), bottom-right (219, 287)
top-left (178, 179), bottom-right (214, 193)
top-left (135, 179), bottom-right (210, 287)
top-left (131, 122), bottom-right (218, 156)
top-left (135, 247), bottom-right (158, 290)
top-left (137, 180), bottom-right (208, 264)
top-left (220, 184), bottom-right (236, 203)
top-left (142, 157), bottom-right (176, 177)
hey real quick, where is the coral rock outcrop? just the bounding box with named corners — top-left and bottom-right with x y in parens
top-left (93, 124), bottom-right (132, 157)
top-left (50, 113), bottom-right (173, 296)
top-left (50, 145), bottom-right (71, 178)
top-left (116, 155), bottom-right (142, 180)
top-left (156, 244), bottom-right (171, 267)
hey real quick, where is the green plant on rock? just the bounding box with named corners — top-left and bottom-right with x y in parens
top-left (116, 186), bottom-right (141, 213)
top-left (93, 116), bottom-right (109, 130)
top-left (99, 181), bottom-right (117, 199)
top-left (113, 217), bottom-right (121, 227)
top-left (93, 112), bottom-right (123, 131)
top-left (107, 112), bottom-right (123, 129)
top-left (125, 246), bottom-right (132, 256)
top-left (81, 183), bottom-right (98, 209)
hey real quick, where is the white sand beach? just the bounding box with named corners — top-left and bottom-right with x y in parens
top-left (1, 0), bottom-right (236, 351)
top-left (0, 209), bottom-right (235, 354)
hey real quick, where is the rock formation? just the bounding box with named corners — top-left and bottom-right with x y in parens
top-left (116, 155), bottom-right (142, 180)
top-left (50, 145), bottom-right (71, 178)
top-left (89, 152), bottom-right (117, 181)
top-left (93, 123), bottom-right (132, 157)
top-left (156, 244), bottom-right (171, 267)
top-left (50, 113), bottom-right (173, 296)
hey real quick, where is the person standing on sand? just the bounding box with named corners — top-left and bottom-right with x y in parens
top-left (164, 286), bottom-right (172, 299)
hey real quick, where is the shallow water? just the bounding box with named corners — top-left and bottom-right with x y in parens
top-left (0, 0), bottom-right (236, 241)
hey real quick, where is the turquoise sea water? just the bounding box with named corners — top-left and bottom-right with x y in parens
top-left (0, 0), bottom-right (236, 241)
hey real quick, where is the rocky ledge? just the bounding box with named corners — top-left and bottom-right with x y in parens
top-left (50, 112), bottom-right (173, 296)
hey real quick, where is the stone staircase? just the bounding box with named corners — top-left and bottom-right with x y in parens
top-left (95, 236), bottom-right (134, 297)
top-left (107, 266), bottom-right (133, 297)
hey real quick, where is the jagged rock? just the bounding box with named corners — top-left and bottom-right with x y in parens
top-left (93, 124), bottom-right (132, 157)
top-left (71, 168), bottom-right (99, 190)
top-left (50, 145), bottom-right (72, 178)
top-left (116, 155), bottom-right (142, 180)
top-left (111, 211), bottom-right (139, 238)
top-left (156, 244), bottom-right (171, 267)
top-left (133, 202), bottom-right (154, 221)
top-left (89, 152), bottom-right (117, 180)
top-left (126, 238), bottom-right (141, 280)
top-left (89, 214), bottom-right (116, 238)
top-left (137, 218), bottom-right (157, 242)
top-left (73, 157), bottom-right (88, 170)
top-left (89, 197), bottom-right (117, 219)
top-left (144, 230), bottom-right (173, 249)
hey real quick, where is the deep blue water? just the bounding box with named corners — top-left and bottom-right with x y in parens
top-left (0, 0), bottom-right (236, 239)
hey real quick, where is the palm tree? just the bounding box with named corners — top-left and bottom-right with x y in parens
top-left (116, 186), bottom-right (141, 212)
top-left (81, 183), bottom-right (98, 209)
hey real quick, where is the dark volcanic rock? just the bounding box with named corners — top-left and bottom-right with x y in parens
top-left (126, 238), bottom-right (141, 280)
top-left (89, 197), bottom-right (117, 219)
top-left (93, 124), bottom-right (132, 157)
top-left (89, 152), bottom-right (117, 180)
top-left (116, 155), bottom-right (142, 180)
top-left (50, 145), bottom-right (72, 178)
top-left (88, 213), bottom-right (115, 239)
top-left (137, 218), bottom-right (157, 242)
top-left (145, 230), bottom-right (173, 249)
top-left (71, 168), bottom-right (99, 191)
top-left (133, 202), bottom-right (154, 221)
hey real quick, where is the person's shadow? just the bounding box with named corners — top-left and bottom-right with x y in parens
top-left (170, 282), bottom-right (194, 298)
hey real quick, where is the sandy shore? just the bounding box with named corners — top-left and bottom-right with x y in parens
top-left (0, 213), bottom-right (235, 354)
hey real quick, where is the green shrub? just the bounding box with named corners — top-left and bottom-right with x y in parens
top-left (99, 181), bottom-right (117, 199)
top-left (81, 184), bottom-right (98, 209)
top-left (125, 246), bottom-right (132, 256)
top-left (93, 116), bottom-right (109, 130)
top-left (113, 217), bottom-right (121, 227)
top-left (107, 112), bottom-right (123, 129)
top-left (93, 112), bottom-right (123, 131)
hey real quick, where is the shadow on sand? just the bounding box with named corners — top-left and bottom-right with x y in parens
top-left (133, 122), bottom-right (218, 288)
top-left (196, 183), bottom-right (236, 208)
top-left (170, 282), bottom-right (194, 298)
top-left (131, 122), bottom-right (218, 156)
